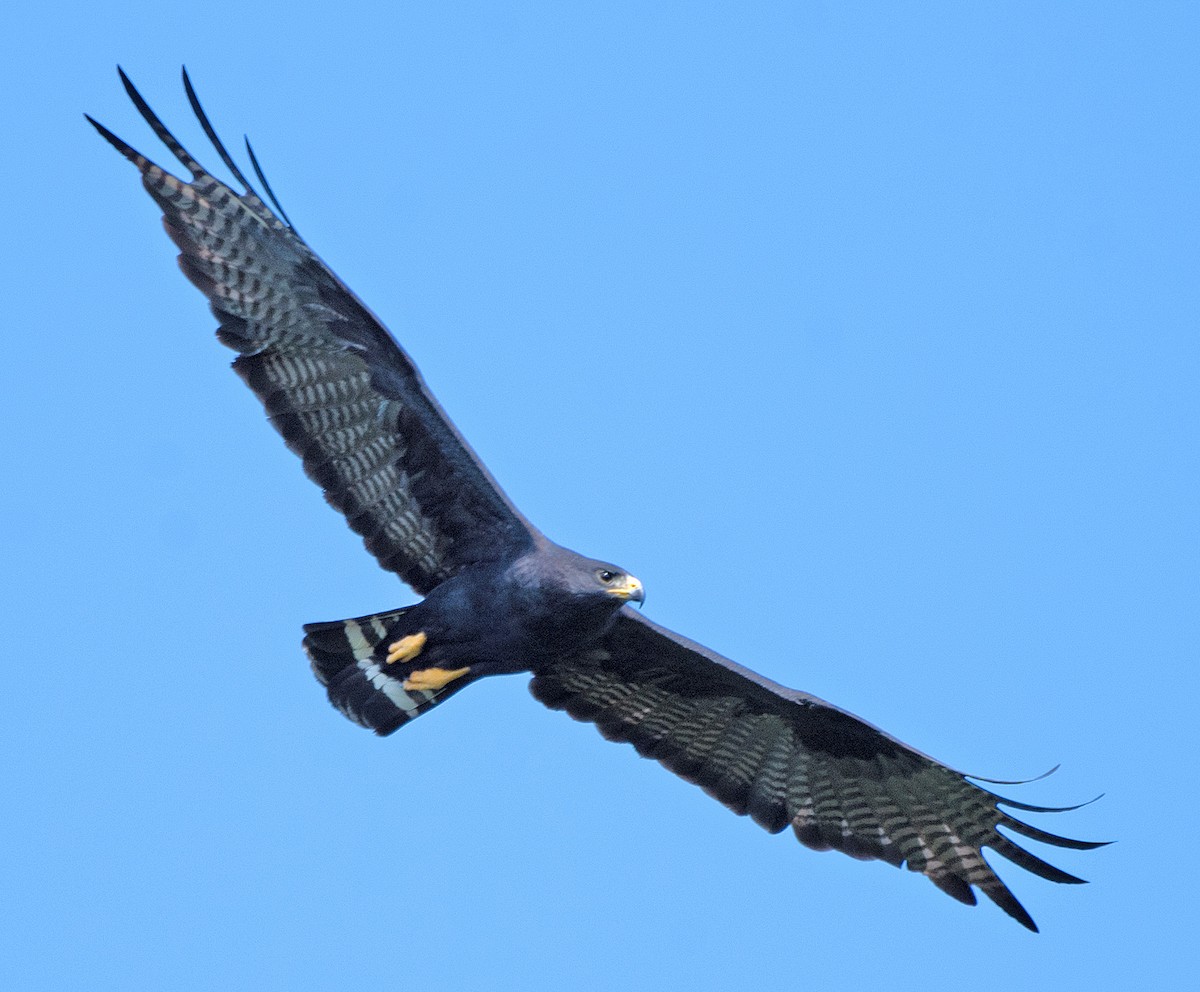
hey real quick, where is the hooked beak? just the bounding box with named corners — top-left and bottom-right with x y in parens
top-left (607, 574), bottom-right (645, 606)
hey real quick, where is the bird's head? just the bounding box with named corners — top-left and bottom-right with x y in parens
top-left (522, 544), bottom-right (645, 611)
top-left (589, 562), bottom-right (645, 606)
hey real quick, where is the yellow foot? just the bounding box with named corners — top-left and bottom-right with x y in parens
top-left (385, 631), bottom-right (427, 666)
top-left (403, 666), bottom-right (471, 692)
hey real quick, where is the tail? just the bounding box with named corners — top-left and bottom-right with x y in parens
top-left (303, 608), bottom-right (477, 736)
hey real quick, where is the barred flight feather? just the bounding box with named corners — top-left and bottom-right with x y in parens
top-left (89, 68), bottom-right (538, 597)
top-left (531, 610), bottom-right (1105, 932)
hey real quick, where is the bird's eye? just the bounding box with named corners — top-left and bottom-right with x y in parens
top-left (597, 569), bottom-right (617, 584)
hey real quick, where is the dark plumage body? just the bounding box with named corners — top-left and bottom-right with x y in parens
top-left (91, 68), bottom-right (1105, 933)
top-left (379, 540), bottom-right (641, 677)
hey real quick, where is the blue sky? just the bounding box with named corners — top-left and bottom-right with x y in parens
top-left (2, 2), bottom-right (1195, 989)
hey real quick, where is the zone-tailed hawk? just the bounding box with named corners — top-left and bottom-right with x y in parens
top-left (89, 68), bottom-right (1104, 932)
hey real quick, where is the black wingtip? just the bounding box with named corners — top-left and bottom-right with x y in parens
top-left (116, 65), bottom-right (148, 121)
top-left (1012, 908), bottom-right (1040, 933)
top-left (244, 135), bottom-right (297, 231)
top-left (86, 111), bottom-right (164, 174)
top-left (974, 869), bottom-right (1042, 932)
top-left (85, 111), bottom-right (120, 147)
top-left (117, 65), bottom-right (203, 175)
top-left (970, 763), bottom-right (1106, 815)
top-left (967, 763), bottom-right (1061, 787)
top-left (1000, 814), bottom-right (1112, 852)
top-left (994, 792), bottom-right (1104, 815)
top-left (181, 65), bottom-right (259, 197)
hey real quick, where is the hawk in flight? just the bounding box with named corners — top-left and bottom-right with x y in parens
top-left (90, 68), bottom-right (1104, 932)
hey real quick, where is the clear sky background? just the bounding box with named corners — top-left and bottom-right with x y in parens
top-left (2, 3), bottom-right (1195, 989)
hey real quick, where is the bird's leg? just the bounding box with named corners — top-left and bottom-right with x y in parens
top-left (385, 631), bottom-right (427, 666)
top-left (403, 665), bottom-right (472, 692)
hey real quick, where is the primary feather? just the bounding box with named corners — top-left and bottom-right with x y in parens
top-left (90, 68), bottom-right (535, 595)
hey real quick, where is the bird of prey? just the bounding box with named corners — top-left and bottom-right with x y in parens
top-left (89, 68), bottom-right (1103, 932)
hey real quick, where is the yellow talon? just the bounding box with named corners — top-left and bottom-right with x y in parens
top-left (402, 666), bottom-right (471, 692)
top-left (385, 631), bottom-right (428, 665)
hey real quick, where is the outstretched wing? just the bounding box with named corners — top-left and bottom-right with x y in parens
top-left (89, 68), bottom-right (538, 595)
top-left (530, 610), bottom-right (1104, 931)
